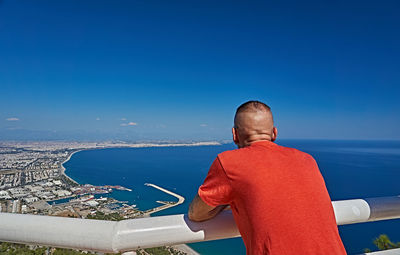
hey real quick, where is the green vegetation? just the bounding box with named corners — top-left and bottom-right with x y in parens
top-left (86, 210), bottom-right (124, 221)
top-left (52, 248), bottom-right (96, 255)
top-left (0, 242), bottom-right (185, 255)
top-left (364, 234), bottom-right (400, 253)
top-left (141, 247), bottom-right (186, 255)
top-left (143, 247), bottom-right (173, 255)
top-left (373, 234), bottom-right (400, 250)
top-left (0, 242), bottom-right (117, 255)
top-left (59, 174), bottom-right (79, 187)
top-left (1, 242), bottom-right (46, 255)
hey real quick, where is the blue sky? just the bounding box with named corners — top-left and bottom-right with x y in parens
top-left (0, 0), bottom-right (399, 141)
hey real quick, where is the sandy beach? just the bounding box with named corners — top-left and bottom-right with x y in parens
top-left (60, 149), bottom-right (83, 185)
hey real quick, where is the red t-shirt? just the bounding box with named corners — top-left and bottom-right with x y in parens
top-left (198, 141), bottom-right (346, 255)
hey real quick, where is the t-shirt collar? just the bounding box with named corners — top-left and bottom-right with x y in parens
top-left (250, 140), bottom-right (277, 147)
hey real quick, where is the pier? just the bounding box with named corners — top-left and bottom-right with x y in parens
top-left (143, 183), bottom-right (185, 215)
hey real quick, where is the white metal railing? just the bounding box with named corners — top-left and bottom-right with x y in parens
top-left (0, 196), bottom-right (400, 254)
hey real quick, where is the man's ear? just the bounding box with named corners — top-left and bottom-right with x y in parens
top-left (271, 127), bottom-right (278, 142)
top-left (232, 127), bottom-right (239, 144)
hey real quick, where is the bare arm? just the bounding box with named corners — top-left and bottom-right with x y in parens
top-left (188, 194), bottom-right (228, 222)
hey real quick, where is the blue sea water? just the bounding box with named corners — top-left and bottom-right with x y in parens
top-left (63, 140), bottom-right (400, 255)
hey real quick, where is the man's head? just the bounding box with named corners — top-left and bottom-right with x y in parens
top-left (232, 100), bottom-right (277, 148)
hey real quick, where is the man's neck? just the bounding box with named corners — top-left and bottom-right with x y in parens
top-left (240, 137), bottom-right (272, 148)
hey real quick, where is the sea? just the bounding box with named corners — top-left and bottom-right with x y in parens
top-left (63, 140), bottom-right (400, 255)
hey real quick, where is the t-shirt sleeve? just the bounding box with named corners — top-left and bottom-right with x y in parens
top-left (198, 156), bottom-right (233, 207)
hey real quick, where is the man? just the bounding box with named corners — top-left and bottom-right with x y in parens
top-left (188, 100), bottom-right (346, 255)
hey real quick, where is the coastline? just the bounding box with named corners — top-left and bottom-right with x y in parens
top-left (59, 143), bottom-right (215, 255)
top-left (60, 149), bottom-right (83, 185)
top-left (60, 141), bottom-right (221, 186)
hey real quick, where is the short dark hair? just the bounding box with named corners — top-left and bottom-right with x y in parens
top-left (235, 100), bottom-right (271, 115)
top-left (234, 101), bottom-right (272, 128)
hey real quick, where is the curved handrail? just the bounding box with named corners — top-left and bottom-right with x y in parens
top-left (0, 196), bottom-right (399, 253)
